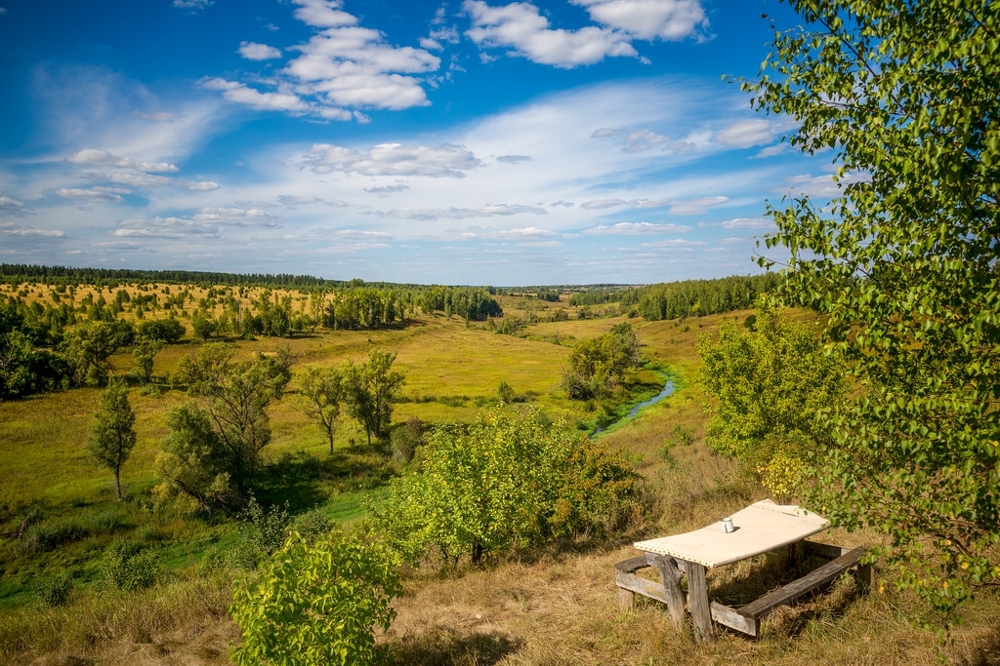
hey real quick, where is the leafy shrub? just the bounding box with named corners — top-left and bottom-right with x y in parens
top-left (229, 530), bottom-right (401, 666)
top-left (32, 573), bottom-right (73, 607)
top-left (368, 406), bottom-right (645, 565)
top-left (389, 416), bottom-right (424, 464)
top-left (101, 539), bottom-right (159, 592)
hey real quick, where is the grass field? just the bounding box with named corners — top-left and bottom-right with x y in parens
top-left (2, 286), bottom-right (999, 664)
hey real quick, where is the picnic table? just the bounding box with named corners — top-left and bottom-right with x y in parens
top-left (616, 500), bottom-right (871, 642)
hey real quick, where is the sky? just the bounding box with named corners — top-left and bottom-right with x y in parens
top-left (0, 0), bottom-right (837, 286)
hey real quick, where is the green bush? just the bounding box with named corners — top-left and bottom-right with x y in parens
top-left (229, 530), bottom-right (400, 666)
top-left (32, 573), bottom-right (73, 607)
top-left (101, 539), bottom-right (159, 592)
top-left (369, 406), bottom-right (645, 565)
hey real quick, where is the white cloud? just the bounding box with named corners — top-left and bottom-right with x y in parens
top-left (753, 142), bottom-right (790, 158)
top-left (55, 186), bottom-right (131, 203)
top-left (303, 142), bottom-right (480, 177)
top-left (386, 204), bottom-right (547, 220)
top-left (715, 119), bottom-right (775, 148)
top-left (115, 207), bottom-right (280, 240)
top-left (669, 195), bottom-right (728, 215)
top-left (496, 154), bottom-right (532, 164)
top-left (571, 0), bottom-right (708, 41)
top-left (293, 0), bottom-right (357, 28)
top-left (93, 171), bottom-right (173, 188)
top-left (584, 221), bottom-right (692, 235)
top-left (464, 0), bottom-right (638, 68)
top-left (581, 198), bottom-right (626, 209)
top-left (239, 42), bottom-right (283, 60)
top-left (278, 194), bottom-right (323, 206)
top-left (283, 228), bottom-right (392, 241)
top-left (178, 180), bottom-right (221, 191)
top-left (0, 196), bottom-right (27, 216)
top-left (199, 77), bottom-right (313, 114)
top-left (67, 149), bottom-right (178, 173)
top-left (0, 222), bottom-right (63, 237)
top-left (721, 217), bottom-right (771, 229)
top-left (173, 0), bottom-right (211, 10)
top-left (642, 238), bottom-right (706, 248)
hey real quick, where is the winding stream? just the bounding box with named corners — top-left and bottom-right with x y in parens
top-left (591, 377), bottom-right (676, 436)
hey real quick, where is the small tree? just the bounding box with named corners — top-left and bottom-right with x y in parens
top-left (229, 530), bottom-right (400, 666)
top-left (154, 344), bottom-right (292, 512)
top-left (297, 365), bottom-right (344, 454)
top-left (696, 305), bottom-right (845, 495)
top-left (342, 349), bottom-right (405, 445)
top-left (62, 320), bottom-right (134, 386)
top-left (87, 380), bottom-right (137, 500)
top-left (369, 406), bottom-right (644, 565)
top-left (132, 337), bottom-right (164, 384)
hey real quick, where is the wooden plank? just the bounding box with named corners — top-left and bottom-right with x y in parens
top-left (618, 587), bottom-right (636, 612)
top-left (615, 555), bottom-right (651, 574)
top-left (686, 562), bottom-right (715, 643)
top-left (739, 546), bottom-right (867, 620)
top-left (711, 602), bottom-right (759, 637)
top-left (803, 540), bottom-right (853, 560)
top-left (646, 553), bottom-right (687, 627)
top-left (615, 571), bottom-right (672, 606)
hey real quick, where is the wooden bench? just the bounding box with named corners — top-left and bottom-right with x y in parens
top-left (617, 540), bottom-right (871, 638)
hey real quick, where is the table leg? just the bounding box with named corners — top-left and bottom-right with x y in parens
top-left (685, 561), bottom-right (715, 643)
top-left (645, 553), bottom-right (686, 628)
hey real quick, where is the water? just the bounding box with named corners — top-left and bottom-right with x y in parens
top-left (590, 378), bottom-right (675, 436)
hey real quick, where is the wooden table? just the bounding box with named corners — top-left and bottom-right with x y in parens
top-left (616, 500), bottom-right (871, 642)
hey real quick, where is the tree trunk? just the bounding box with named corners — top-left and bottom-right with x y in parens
top-left (114, 467), bottom-right (122, 500)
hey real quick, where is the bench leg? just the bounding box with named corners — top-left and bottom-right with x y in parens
top-left (686, 562), bottom-right (715, 643)
top-left (646, 553), bottom-right (686, 628)
top-left (618, 587), bottom-right (636, 612)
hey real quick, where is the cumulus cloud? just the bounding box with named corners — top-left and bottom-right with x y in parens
top-left (0, 222), bottom-right (63, 237)
top-left (203, 0), bottom-right (440, 118)
top-left (642, 238), bottom-right (706, 248)
top-left (239, 42), bottom-right (283, 60)
top-left (581, 198), bottom-right (626, 210)
top-left (67, 149), bottom-right (178, 173)
top-left (283, 228), bottom-right (392, 242)
top-left (115, 207), bottom-right (280, 240)
top-left (464, 0), bottom-right (638, 68)
top-left (199, 77), bottom-right (313, 114)
top-left (715, 119), bottom-right (775, 148)
top-left (583, 221), bottom-right (692, 235)
top-left (178, 180), bottom-right (221, 191)
top-left (496, 154), bottom-right (532, 164)
top-left (721, 217), bottom-right (771, 230)
top-left (668, 195), bottom-right (728, 215)
top-left (0, 196), bottom-right (27, 216)
top-left (386, 204), bottom-right (547, 220)
top-left (91, 171), bottom-right (173, 188)
top-left (365, 184), bottom-right (410, 193)
top-left (571, 0), bottom-right (708, 41)
top-left (173, 0), bottom-right (211, 10)
top-left (782, 172), bottom-right (863, 197)
top-left (278, 194), bottom-right (323, 207)
top-left (304, 142), bottom-right (480, 178)
top-left (55, 186), bottom-right (131, 203)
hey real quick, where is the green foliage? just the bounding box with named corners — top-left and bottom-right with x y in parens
top-left (697, 307), bottom-right (844, 494)
top-left (155, 344), bottom-right (292, 512)
top-left (87, 380), bottom-right (137, 500)
top-left (32, 573), bottom-right (73, 607)
top-left (564, 323), bottom-right (640, 399)
top-left (229, 530), bottom-right (401, 666)
top-left (342, 349), bottom-right (405, 446)
top-left (137, 318), bottom-right (185, 343)
top-left (297, 364), bottom-right (345, 454)
top-left (61, 320), bottom-right (134, 386)
top-left (131, 337), bottom-right (163, 384)
top-left (101, 539), bottom-right (159, 592)
top-left (368, 406), bottom-right (644, 565)
top-left (745, 0), bottom-right (1000, 609)
top-left (322, 287), bottom-right (399, 330)
top-left (389, 415), bottom-right (424, 464)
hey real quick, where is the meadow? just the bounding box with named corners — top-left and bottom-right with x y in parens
top-left (1, 279), bottom-right (998, 665)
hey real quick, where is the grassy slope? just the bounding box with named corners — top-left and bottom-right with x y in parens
top-left (1, 293), bottom-right (999, 664)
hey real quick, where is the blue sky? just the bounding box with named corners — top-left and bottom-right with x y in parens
top-left (0, 0), bottom-right (836, 286)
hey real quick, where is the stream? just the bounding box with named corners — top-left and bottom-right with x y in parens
top-left (591, 377), bottom-right (676, 436)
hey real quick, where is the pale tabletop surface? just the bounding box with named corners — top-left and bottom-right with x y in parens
top-left (633, 499), bottom-right (830, 568)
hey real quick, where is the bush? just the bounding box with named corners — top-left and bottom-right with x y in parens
top-left (369, 406), bottom-right (645, 565)
top-left (101, 539), bottom-right (159, 592)
top-left (32, 573), bottom-right (73, 607)
top-left (229, 530), bottom-right (401, 666)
